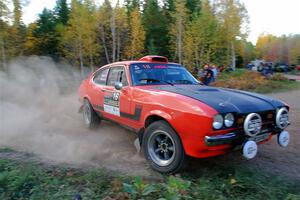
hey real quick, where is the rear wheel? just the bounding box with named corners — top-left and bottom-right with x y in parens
top-left (83, 99), bottom-right (101, 129)
top-left (143, 120), bottom-right (187, 174)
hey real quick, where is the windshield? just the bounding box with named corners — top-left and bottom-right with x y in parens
top-left (130, 63), bottom-right (199, 86)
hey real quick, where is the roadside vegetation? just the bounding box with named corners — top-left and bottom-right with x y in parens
top-left (213, 69), bottom-right (300, 93)
top-left (0, 149), bottom-right (299, 200)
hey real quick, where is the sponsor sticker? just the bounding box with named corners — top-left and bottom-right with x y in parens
top-left (104, 104), bottom-right (120, 116)
top-left (104, 92), bottom-right (120, 116)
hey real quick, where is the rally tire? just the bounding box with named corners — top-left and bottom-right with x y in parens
top-left (83, 99), bottom-right (101, 129)
top-left (143, 120), bottom-right (187, 174)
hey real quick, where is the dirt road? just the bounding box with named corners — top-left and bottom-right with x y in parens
top-left (0, 65), bottom-right (299, 180)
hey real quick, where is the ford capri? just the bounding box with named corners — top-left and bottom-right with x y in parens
top-left (78, 56), bottom-right (290, 173)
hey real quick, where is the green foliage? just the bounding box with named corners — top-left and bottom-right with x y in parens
top-left (163, 176), bottom-right (191, 199)
top-left (0, 155), bottom-right (299, 200)
top-left (143, 0), bottom-right (170, 56)
top-left (125, 7), bottom-right (145, 60)
top-left (32, 8), bottom-right (60, 56)
top-left (185, 0), bottom-right (201, 16)
top-left (54, 0), bottom-right (70, 25)
top-left (183, 0), bottom-right (219, 68)
top-left (123, 176), bottom-right (157, 198)
top-left (1, 0), bottom-right (300, 71)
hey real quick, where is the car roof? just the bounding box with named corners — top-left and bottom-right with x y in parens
top-left (100, 56), bottom-right (182, 68)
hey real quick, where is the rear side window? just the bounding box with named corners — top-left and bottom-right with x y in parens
top-left (107, 66), bottom-right (128, 86)
top-left (93, 68), bottom-right (109, 85)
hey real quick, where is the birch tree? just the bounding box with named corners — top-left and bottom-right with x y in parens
top-left (170, 0), bottom-right (188, 64)
top-left (0, 0), bottom-right (9, 70)
top-left (183, 0), bottom-right (218, 68)
top-left (114, 3), bottom-right (128, 61)
top-left (63, 0), bottom-right (99, 74)
top-left (10, 0), bottom-right (25, 57)
top-left (97, 0), bottom-right (112, 63)
top-left (214, 0), bottom-right (249, 69)
top-left (125, 7), bottom-right (145, 59)
top-left (82, 0), bottom-right (99, 71)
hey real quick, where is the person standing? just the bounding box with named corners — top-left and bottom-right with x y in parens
top-left (202, 64), bottom-right (213, 85)
top-left (192, 66), bottom-right (199, 79)
top-left (211, 64), bottom-right (218, 82)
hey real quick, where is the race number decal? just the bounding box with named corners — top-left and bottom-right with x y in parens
top-left (104, 92), bottom-right (120, 116)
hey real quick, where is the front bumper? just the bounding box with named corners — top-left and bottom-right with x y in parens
top-left (205, 128), bottom-right (281, 147)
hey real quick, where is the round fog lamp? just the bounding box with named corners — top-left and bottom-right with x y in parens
top-left (276, 107), bottom-right (289, 129)
top-left (242, 140), bottom-right (258, 160)
top-left (244, 113), bottom-right (262, 137)
top-left (213, 114), bottom-right (223, 129)
top-left (278, 130), bottom-right (290, 147)
top-left (224, 113), bottom-right (234, 127)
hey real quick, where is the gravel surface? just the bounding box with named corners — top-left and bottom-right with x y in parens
top-left (1, 88), bottom-right (299, 181)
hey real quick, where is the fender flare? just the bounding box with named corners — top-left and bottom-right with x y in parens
top-left (143, 110), bottom-right (173, 127)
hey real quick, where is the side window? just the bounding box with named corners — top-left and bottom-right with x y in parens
top-left (93, 68), bottom-right (109, 85)
top-left (121, 70), bottom-right (128, 86)
top-left (107, 66), bottom-right (128, 86)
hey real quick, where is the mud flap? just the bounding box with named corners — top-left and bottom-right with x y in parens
top-left (134, 138), bottom-right (141, 152)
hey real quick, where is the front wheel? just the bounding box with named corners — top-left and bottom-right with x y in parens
top-left (143, 120), bottom-right (187, 174)
top-left (83, 99), bottom-right (101, 129)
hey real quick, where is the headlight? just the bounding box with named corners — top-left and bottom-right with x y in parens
top-left (224, 113), bottom-right (235, 127)
top-left (213, 114), bottom-right (223, 129)
top-left (276, 107), bottom-right (289, 129)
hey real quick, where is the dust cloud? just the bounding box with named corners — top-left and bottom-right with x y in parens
top-left (0, 56), bottom-right (149, 175)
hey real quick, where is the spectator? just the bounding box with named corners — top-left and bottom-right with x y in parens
top-left (197, 67), bottom-right (203, 79)
top-left (211, 64), bottom-right (218, 82)
top-left (268, 63), bottom-right (274, 75)
top-left (202, 64), bottom-right (214, 85)
top-left (192, 66), bottom-right (199, 78)
top-left (247, 62), bottom-right (254, 70)
top-left (261, 63), bottom-right (274, 78)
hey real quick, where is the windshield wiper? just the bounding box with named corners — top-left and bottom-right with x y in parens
top-left (139, 78), bottom-right (174, 86)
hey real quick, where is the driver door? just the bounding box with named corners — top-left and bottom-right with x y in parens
top-left (102, 65), bottom-right (132, 124)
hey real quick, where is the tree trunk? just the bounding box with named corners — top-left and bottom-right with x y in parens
top-left (79, 39), bottom-right (84, 78)
top-left (100, 26), bottom-right (110, 63)
top-left (0, 37), bottom-right (7, 72)
top-left (178, 17), bottom-right (183, 64)
top-left (89, 52), bottom-right (94, 72)
top-left (231, 41), bottom-right (236, 70)
top-left (117, 32), bottom-right (121, 61)
top-left (88, 37), bottom-right (94, 72)
top-left (111, 9), bottom-right (116, 62)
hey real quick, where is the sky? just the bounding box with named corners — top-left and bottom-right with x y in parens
top-left (20, 0), bottom-right (300, 44)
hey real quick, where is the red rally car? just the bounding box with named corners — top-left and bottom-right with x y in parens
top-left (78, 56), bottom-right (290, 173)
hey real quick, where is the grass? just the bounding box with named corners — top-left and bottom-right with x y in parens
top-left (213, 69), bottom-right (300, 94)
top-left (0, 149), bottom-right (299, 200)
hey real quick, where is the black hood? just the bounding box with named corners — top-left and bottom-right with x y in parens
top-left (156, 85), bottom-right (285, 113)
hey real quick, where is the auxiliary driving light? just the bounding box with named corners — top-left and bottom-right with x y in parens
top-left (242, 140), bottom-right (258, 160)
top-left (278, 130), bottom-right (290, 147)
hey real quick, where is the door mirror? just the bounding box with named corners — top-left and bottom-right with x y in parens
top-left (114, 82), bottom-right (123, 90)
